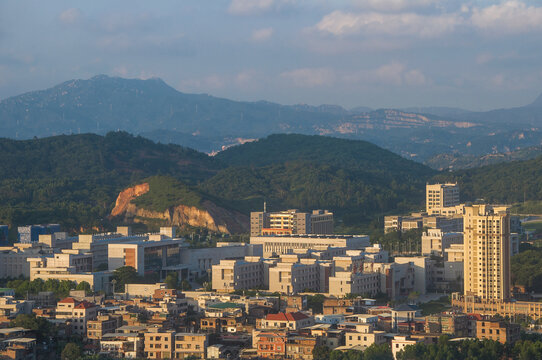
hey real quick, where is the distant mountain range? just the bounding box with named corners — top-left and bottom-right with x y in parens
top-left (2, 75), bottom-right (542, 161)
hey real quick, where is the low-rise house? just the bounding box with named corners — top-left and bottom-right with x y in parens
top-left (286, 335), bottom-right (319, 360)
top-left (476, 319), bottom-right (521, 344)
top-left (55, 297), bottom-right (98, 336)
top-left (87, 314), bottom-right (123, 341)
top-left (256, 331), bottom-right (286, 359)
top-left (259, 312), bottom-right (314, 330)
top-left (174, 333), bottom-right (208, 359)
top-left (391, 335), bottom-right (421, 360)
top-left (144, 328), bottom-right (175, 359)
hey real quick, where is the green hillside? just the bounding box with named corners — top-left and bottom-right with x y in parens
top-left (0, 132), bottom-right (437, 233)
top-left (204, 134), bottom-right (436, 227)
top-left (433, 155), bottom-right (542, 205)
top-left (0, 132), bottom-right (220, 230)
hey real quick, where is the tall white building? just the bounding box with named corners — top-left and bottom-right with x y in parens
top-left (426, 183), bottom-right (460, 215)
top-left (463, 205), bottom-right (510, 301)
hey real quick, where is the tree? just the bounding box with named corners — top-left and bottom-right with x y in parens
top-left (112, 266), bottom-right (139, 292)
top-left (61, 342), bottom-right (81, 360)
top-left (364, 343), bottom-right (393, 360)
top-left (10, 313), bottom-right (54, 342)
top-left (75, 281), bottom-right (91, 294)
top-left (307, 294), bottom-right (326, 314)
top-left (165, 272), bottom-right (179, 289)
top-left (313, 345), bottom-right (331, 360)
top-left (181, 280), bottom-right (192, 291)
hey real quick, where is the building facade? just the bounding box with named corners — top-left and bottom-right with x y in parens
top-left (463, 205), bottom-right (510, 301)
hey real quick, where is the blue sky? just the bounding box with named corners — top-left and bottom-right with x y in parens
top-left (1, 0), bottom-right (542, 110)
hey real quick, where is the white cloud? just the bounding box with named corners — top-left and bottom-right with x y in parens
top-left (228, 0), bottom-right (274, 15)
top-left (280, 67), bottom-right (335, 87)
top-left (59, 8), bottom-right (81, 25)
top-left (352, 0), bottom-right (436, 12)
top-left (373, 62), bottom-right (405, 85)
top-left (251, 27), bottom-right (274, 41)
top-left (346, 62), bottom-right (428, 86)
top-left (471, 1), bottom-right (542, 34)
top-left (235, 69), bottom-right (258, 87)
top-left (404, 69), bottom-right (427, 86)
top-left (315, 10), bottom-right (461, 38)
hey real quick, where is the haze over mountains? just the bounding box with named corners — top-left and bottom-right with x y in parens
top-left (2, 75), bottom-right (542, 164)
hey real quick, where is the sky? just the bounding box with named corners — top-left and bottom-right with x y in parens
top-left (1, 0), bottom-right (542, 110)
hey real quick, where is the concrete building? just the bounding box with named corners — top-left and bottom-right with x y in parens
top-left (363, 262), bottom-right (415, 299)
top-left (250, 209), bottom-right (334, 236)
top-left (394, 256), bottom-right (431, 295)
top-left (423, 216), bottom-right (463, 233)
top-left (181, 242), bottom-right (262, 279)
top-left (18, 224), bottom-right (60, 243)
top-left (87, 314), bottom-right (123, 341)
top-left (28, 251), bottom-right (112, 292)
top-left (251, 234), bottom-right (369, 258)
top-left (344, 328), bottom-right (386, 350)
top-left (445, 244), bottom-right (464, 262)
top-left (421, 229), bottom-right (463, 259)
top-left (0, 243), bottom-right (52, 279)
top-left (108, 238), bottom-right (184, 276)
top-left (476, 319), bottom-right (521, 344)
top-left (391, 336), bottom-right (420, 360)
top-left (212, 257), bottom-right (263, 292)
top-left (55, 298), bottom-right (97, 336)
top-left (174, 333), bottom-right (208, 359)
top-left (0, 297), bottom-right (34, 317)
top-left (384, 216), bottom-right (423, 233)
top-left (100, 331), bottom-right (145, 359)
top-left (144, 328), bottom-right (175, 359)
top-left (463, 205), bottom-right (510, 301)
top-left (328, 272), bottom-right (380, 298)
top-left (268, 259), bottom-right (321, 294)
top-left (259, 312), bottom-right (314, 330)
top-left (38, 232), bottom-right (77, 250)
top-left (426, 183), bottom-right (460, 215)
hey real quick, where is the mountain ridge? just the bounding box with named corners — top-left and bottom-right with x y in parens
top-left (2, 75), bottom-right (542, 161)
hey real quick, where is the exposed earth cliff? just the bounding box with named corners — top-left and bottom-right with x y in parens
top-left (111, 182), bottom-right (249, 234)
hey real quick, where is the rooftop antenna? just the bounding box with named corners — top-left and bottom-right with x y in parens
top-left (263, 201), bottom-right (267, 213)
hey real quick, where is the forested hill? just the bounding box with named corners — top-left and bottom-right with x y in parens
top-left (0, 132), bottom-right (220, 230)
top-left (0, 132), bottom-right (436, 233)
top-left (433, 155), bottom-right (542, 206)
top-left (217, 134), bottom-right (432, 177)
top-left (203, 134), bottom-right (436, 225)
top-left (0, 132), bottom-right (219, 183)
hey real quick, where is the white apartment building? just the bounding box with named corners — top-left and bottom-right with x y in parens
top-left (251, 234), bottom-right (370, 258)
top-left (421, 229), bottom-right (463, 259)
top-left (28, 250), bottom-right (112, 292)
top-left (328, 272), bottom-right (380, 298)
top-left (463, 204), bottom-right (511, 301)
top-left (426, 183), bottom-right (460, 215)
top-left (268, 259), bottom-right (320, 294)
top-left (212, 257), bottom-right (263, 292)
top-left (56, 297), bottom-right (98, 336)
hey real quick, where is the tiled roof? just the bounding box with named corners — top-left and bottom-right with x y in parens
top-left (74, 300), bottom-right (96, 309)
top-left (58, 297), bottom-right (76, 304)
top-left (266, 312), bottom-right (309, 322)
